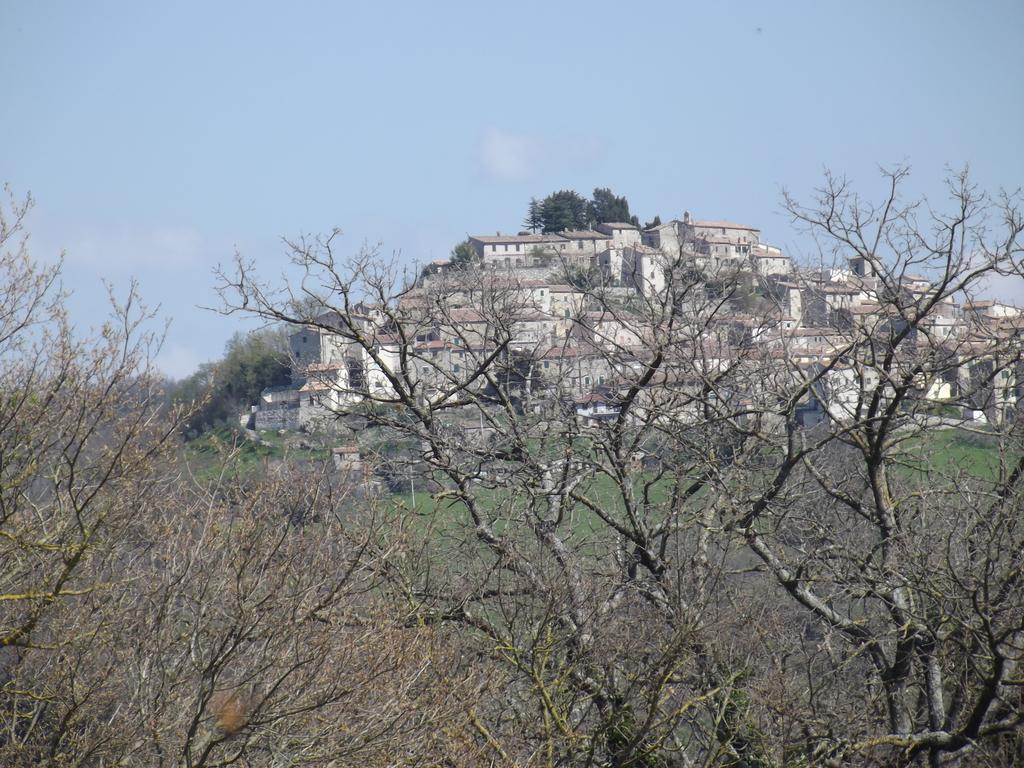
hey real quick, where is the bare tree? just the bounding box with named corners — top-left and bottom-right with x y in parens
top-left (6, 462), bottom-right (484, 766)
top-left (216, 167), bottom-right (1024, 767)
top-left (0, 196), bottom-right (484, 767)
top-left (8, 167), bottom-right (1021, 766)
top-left (0, 187), bottom-right (179, 654)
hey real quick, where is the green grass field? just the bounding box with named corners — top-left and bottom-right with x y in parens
top-left (181, 425), bottom-right (1010, 520)
top-left (898, 428), bottom-right (1003, 481)
top-left (182, 425), bottom-right (332, 482)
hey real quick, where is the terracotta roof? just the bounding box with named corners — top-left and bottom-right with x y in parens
top-left (805, 282), bottom-right (860, 295)
top-left (559, 230), bottom-right (612, 240)
top-left (689, 220), bottom-right (760, 231)
top-left (643, 222), bottom-right (676, 233)
top-left (414, 339), bottom-right (448, 350)
top-left (470, 233), bottom-right (562, 245)
top-left (304, 362), bottom-right (339, 372)
top-left (789, 343), bottom-right (840, 356)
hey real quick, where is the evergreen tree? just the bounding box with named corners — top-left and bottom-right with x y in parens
top-left (540, 189), bottom-right (590, 233)
top-left (589, 187), bottom-right (633, 225)
top-left (522, 197), bottom-right (543, 233)
top-left (174, 329), bottom-right (291, 435)
top-left (449, 238), bottom-right (477, 267)
top-left (642, 215), bottom-right (662, 230)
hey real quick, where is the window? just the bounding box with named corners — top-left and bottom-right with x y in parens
top-left (515, 244), bottom-right (521, 252)
top-left (578, 240), bottom-right (584, 249)
top-left (347, 359), bottom-right (365, 390)
top-left (453, 364), bottom-right (460, 373)
top-left (504, 244), bottom-right (509, 252)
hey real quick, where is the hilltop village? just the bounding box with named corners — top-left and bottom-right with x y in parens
top-left (248, 212), bottom-right (1022, 435)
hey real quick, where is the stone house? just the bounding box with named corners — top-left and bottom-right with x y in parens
top-left (470, 230), bottom-right (612, 272)
top-left (595, 221), bottom-right (642, 248)
top-left (469, 233), bottom-right (566, 269)
top-left (538, 344), bottom-right (613, 397)
top-left (749, 244), bottom-right (792, 276)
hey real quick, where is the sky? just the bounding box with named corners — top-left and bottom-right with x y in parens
top-left (1, 0), bottom-right (1022, 377)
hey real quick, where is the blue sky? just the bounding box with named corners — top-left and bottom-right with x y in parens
top-left (2, 1), bottom-right (1022, 377)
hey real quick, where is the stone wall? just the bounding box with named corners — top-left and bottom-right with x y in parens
top-left (254, 402), bottom-right (301, 431)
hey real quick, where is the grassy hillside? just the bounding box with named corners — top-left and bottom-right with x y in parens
top-left (181, 426), bottom-right (333, 482)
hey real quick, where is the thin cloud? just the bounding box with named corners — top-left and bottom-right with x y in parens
top-left (478, 128), bottom-right (544, 181)
top-left (477, 127), bottom-right (604, 182)
top-left (62, 224), bottom-right (212, 273)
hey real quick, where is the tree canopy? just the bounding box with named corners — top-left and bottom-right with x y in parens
top-left (532, 187), bottom-right (638, 232)
top-left (522, 197), bottom-right (543, 233)
top-left (174, 328), bottom-right (291, 435)
top-left (538, 189), bottom-right (591, 232)
top-left (588, 186), bottom-right (639, 226)
top-left (448, 238), bottom-right (477, 267)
